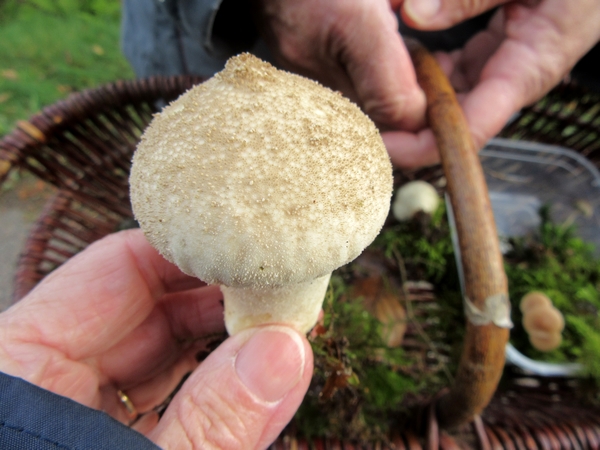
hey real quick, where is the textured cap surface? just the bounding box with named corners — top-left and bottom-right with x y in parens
top-left (130, 54), bottom-right (392, 287)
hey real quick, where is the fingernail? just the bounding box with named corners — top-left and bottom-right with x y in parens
top-left (404, 0), bottom-right (441, 24)
top-left (235, 326), bottom-right (305, 403)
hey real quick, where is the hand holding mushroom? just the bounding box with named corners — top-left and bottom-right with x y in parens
top-left (130, 54), bottom-right (393, 335)
top-left (0, 229), bottom-right (314, 449)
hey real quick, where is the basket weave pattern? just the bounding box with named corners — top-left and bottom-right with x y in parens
top-left (2, 78), bottom-right (600, 449)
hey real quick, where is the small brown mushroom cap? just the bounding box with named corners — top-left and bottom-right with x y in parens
top-left (528, 330), bottom-right (562, 352)
top-left (522, 304), bottom-right (565, 335)
top-left (519, 291), bottom-right (552, 314)
top-left (130, 54), bottom-right (392, 289)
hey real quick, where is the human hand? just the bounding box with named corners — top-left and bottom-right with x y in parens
top-left (383, 0), bottom-right (600, 167)
top-left (252, 0), bottom-right (427, 133)
top-left (0, 229), bottom-right (312, 449)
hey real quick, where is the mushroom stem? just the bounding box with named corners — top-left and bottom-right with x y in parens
top-left (222, 274), bottom-right (332, 335)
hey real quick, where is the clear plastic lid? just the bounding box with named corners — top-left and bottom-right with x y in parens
top-left (481, 138), bottom-right (600, 253)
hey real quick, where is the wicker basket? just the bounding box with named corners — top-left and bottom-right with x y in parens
top-left (2, 56), bottom-right (600, 448)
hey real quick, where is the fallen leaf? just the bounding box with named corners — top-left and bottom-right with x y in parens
top-left (92, 45), bottom-right (105, 56)
top-left (0, 160), bottom-right (11, 177)
top-left (352, 276), bottom-right (407, 348)
top-left (1, 69), bottom-right (18, 80)
top-left (0, 93), bottom-right (11, 103)
top-left (374, 292), bottom-right (407, 348)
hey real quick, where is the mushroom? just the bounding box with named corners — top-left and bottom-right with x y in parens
top-left (519, 291), bottom-right (552, 315)
top-left (528, 331), bottom-right (563, 353)
top-left (520, 292), bottom-right (565, 352)
top-left (392, 180), bottom-right (439, 222)
top-left (130, 53), bottom-right (393, 335)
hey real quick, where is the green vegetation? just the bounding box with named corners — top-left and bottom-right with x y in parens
top-left (505, 206), bottom-right (600, 376)
top-left (295, 200), bottom-right (600, 441)
top-left (294, 276), bottom-right (420, 442)
top-left (0, 0), bottom-right (133, 137)
top-left (293, 206), bottom-right (458, 442)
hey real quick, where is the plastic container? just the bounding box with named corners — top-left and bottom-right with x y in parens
top-left (481, 138), bottom-right (600, 252)
top-left (449, 138), bottom-right (600, 376)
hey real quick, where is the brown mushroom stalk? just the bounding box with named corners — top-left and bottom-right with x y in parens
top-left (130, 54), bottom-right (393, 335)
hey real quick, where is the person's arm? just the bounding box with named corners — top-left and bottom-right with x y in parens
top-left (0, 372), bottom-right (160, 450)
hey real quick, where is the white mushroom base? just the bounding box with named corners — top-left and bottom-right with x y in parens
top-left (221, 274), bottom-right (332, 335)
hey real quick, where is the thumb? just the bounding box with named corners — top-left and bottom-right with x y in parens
top-left (148, 325), bottom-right (312, 450)
top-left (401, 0), bottom-right (508, 29)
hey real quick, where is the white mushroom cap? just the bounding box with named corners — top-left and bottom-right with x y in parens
top-left (392, 180), bottom-right (439, 222)
top-left (130, 54), bottom-right (393, 333)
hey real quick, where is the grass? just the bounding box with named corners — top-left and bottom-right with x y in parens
top-left (0, 0), bottom-right (134, 137)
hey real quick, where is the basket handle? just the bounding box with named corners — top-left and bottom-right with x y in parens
top-left (406, 39), bottom-right (510, 428)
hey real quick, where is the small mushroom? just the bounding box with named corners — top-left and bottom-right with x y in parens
top-left (528, 331), bottom-right (563, 353)
top-left (130, 54), bottom-right (393, 335)
top-left (519, 291), bottom-right (552, 315)
top-left (522, 305), bottom-right (565, 336)
top-left (521, 292), bottom-right (564, 352)
top-left (392, 180), bottom-right (439, 222)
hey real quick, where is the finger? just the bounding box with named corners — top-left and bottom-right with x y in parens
top-left (340, 1), bottom-right (427, 130)
top-left (382, 129), bottom-right (440, 168)
top-left (148, 325), bottom-right (312, 450)
top-left (6, 229), bottom-right (204, 360)
top-left (461, 78), bottom-right (519, 150)
top-left (102, 351), bottom-right (197, 417)
top-left (132, 412), bottom-right (160, 435)
top-left (160, 284), bottom-right (225, 341)
top-left (88, 285), bottom-right (224, 386)
top-left (401, 0), bottom-right (509, 29)
top-left (462, 0), bottom-right (600, 146)
top-left (122, 353), bottom-right (196, 413)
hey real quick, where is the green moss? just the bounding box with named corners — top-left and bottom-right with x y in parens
top-left (504, 206), bottom-right (600, 374)
top-left (293, 275), bottom-right (421, 442)
top-left (292, 206), bottom-right (457, 442)
top-left (374, 203), bottom-right (455, 283)
top-left (293, 199), bottom-right (600, 441)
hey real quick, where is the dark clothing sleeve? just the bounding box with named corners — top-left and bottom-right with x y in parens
top-left (0, 372), bottom-right (161, 450)
top-left (121, 0), bottom-right (265, 79)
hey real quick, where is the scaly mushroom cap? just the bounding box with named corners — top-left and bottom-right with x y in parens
top-left (130, 54), bottom-right (393, 289)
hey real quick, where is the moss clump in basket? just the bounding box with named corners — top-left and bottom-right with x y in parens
top-left (292, 276), bottom-right (417, 442)
top-left (291, 199), bottom-right (600, 441)
top-left (505, 206), bottom-right (600, 378)
top-left (291, 203), bottom-right (459, 442)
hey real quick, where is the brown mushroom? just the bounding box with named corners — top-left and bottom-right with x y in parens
top-left (520, 291), bottom-right (552, 315)
top-left (521, 292), bottom-right (564, 352)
